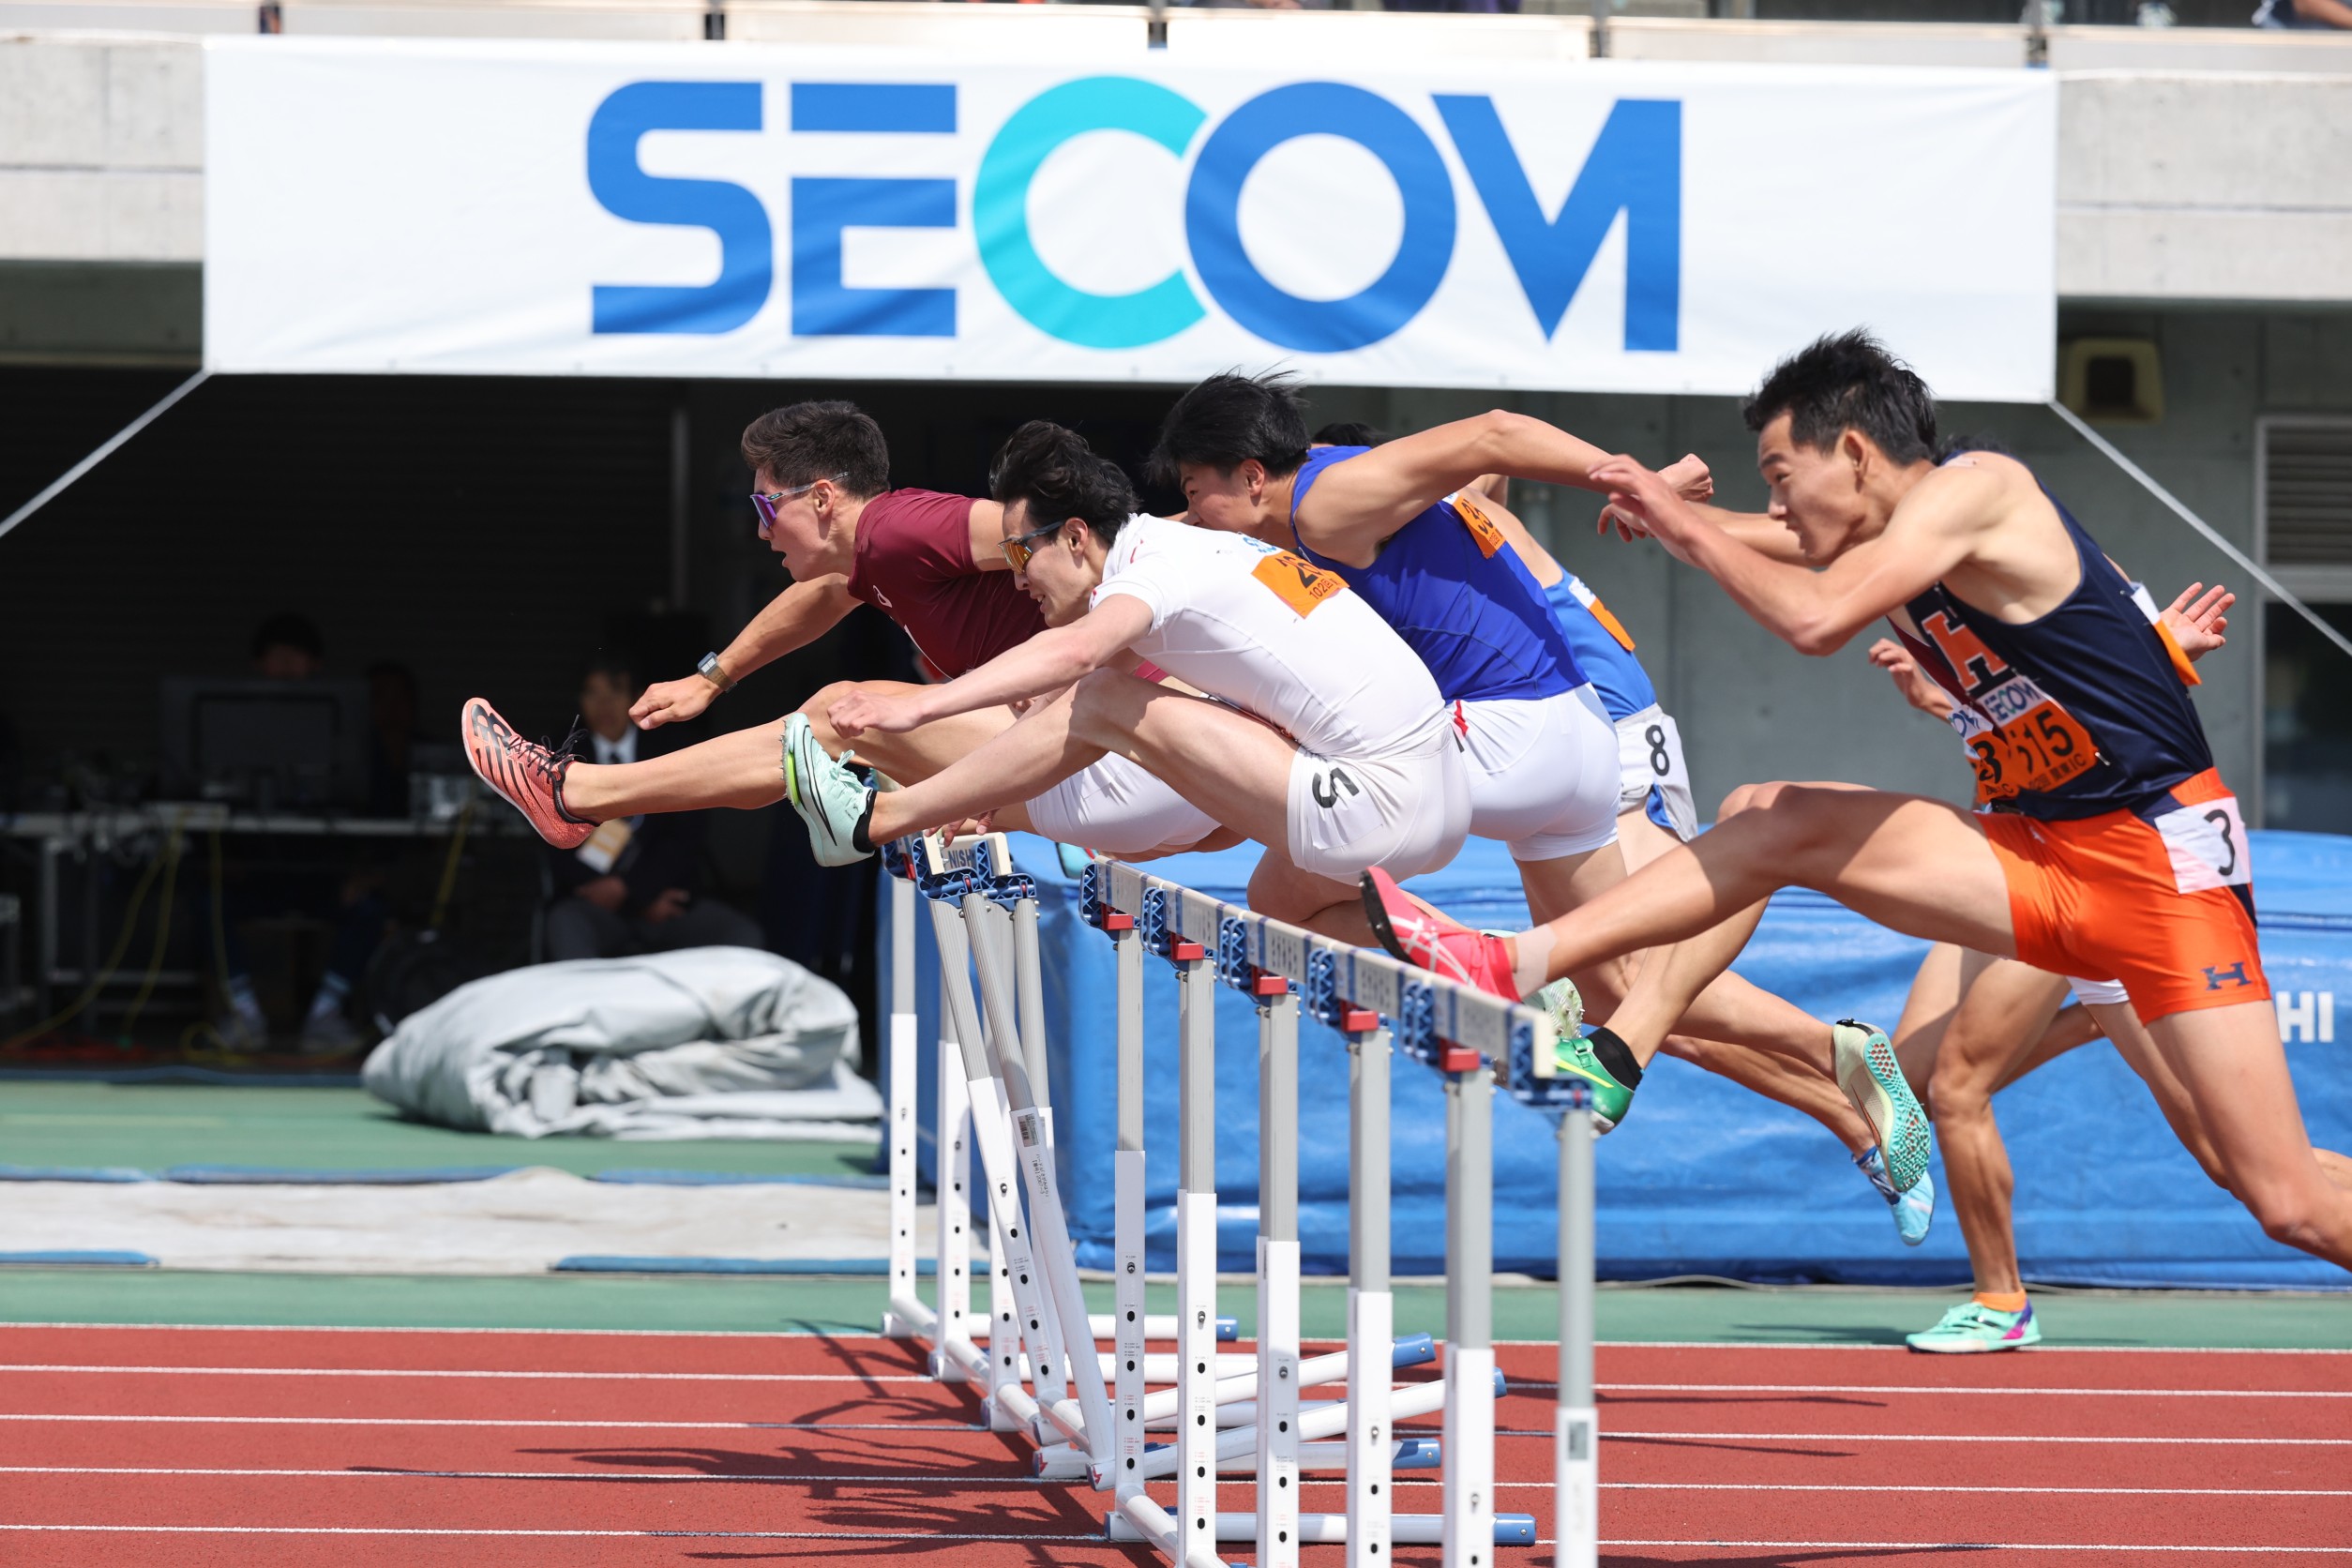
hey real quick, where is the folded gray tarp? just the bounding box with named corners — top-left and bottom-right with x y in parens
top-left (361, 946), bottom-right (879, 1140)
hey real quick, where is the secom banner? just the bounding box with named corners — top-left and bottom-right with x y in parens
top-left (204, 38), bottom-right (2056, 400)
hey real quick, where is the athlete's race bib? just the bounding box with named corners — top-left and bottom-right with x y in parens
top-left (1944, 671), bottom-right (2098, 806)
top-left (1447, 491), bottom-right (1507, 559)
top-left (2150, 794), bottom-right (2252, 895)
top-left (1252, 549), bottom-right (1345, 616)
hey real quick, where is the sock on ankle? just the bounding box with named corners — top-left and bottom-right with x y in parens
top-left (1583, 1026), bottom-right (1644, 1089)
top-left (1508, 926), bottom-right (1554, 999)
top-left (305, 972), bottom-right (351, 1022)
top-left (1973, 1289), bottom-right (2028, 1313)
top-left (851, 794), bottom-right (878, 855)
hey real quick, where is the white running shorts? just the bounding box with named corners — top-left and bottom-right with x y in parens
top-left (1285, 710), bottom-right (1471, 882)
top-left (1457, 686), bottom-right (1622, 862)
top-left (1023, 753), bottom-right (1220, 857)
top-left (1615, 702), bottom-right (1699, 842)
top-left (2067, 976), bottom-right (2131, 1007)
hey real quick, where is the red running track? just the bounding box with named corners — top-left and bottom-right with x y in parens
top-left (0, 1323), bottom-right (2346, 1566)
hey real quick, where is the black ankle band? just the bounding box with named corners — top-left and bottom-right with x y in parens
top-left (851, 794), bottom-right (877, 855)
top-left (1585, 1026), bottom-right (1643, 1088)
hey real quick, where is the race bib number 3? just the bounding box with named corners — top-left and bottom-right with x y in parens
top-left (1950, 673), bottom-right (2098, 804)
top-left (2151, 795), bottom-right (2252, 895)
top-left (1450, 492), bottom-right (1507, 559)
top-left (1253, 550), bottom-right (1345, 616)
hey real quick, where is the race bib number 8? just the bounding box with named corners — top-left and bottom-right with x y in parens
top-left (2151, 795), bottom-right (2252, 894)
top-left (1252, 550), bottom-right (1345, 616)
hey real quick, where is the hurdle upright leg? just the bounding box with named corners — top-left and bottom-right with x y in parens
top-left (1177, 944), bottom-right (1223, 1567)
top-left (1254, 970), bottom-right (1302, 1568)
top-left (884, 867), bottom-right (924, 1340)
top-left (1345, 1014), bottom-right (1395, 1568)
top-left (1556, 1099), bottom-right (1599, 1568)
top-left (1109, 897), bottom-right (1150, 1504)
top-left (1442, 1063), bottom-right (1497, 1568)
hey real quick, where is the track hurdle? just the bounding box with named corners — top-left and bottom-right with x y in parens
top-left (882, 834), bottom-right (1601, 1568)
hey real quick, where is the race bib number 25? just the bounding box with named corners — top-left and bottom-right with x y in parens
top-left (1252, 550), bottom-right (1345, 616)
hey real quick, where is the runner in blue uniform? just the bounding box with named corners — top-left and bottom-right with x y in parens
top-left (1157, 373), bottom-right (1929, 1182)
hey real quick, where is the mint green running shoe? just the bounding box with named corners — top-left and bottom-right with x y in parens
top-left (1907, 1299), bottom-right (2042, 1353)
top-left (1832, 1019), bottom-right (1934, 1194)
top-left (780, 712), bottom-right (876, 867)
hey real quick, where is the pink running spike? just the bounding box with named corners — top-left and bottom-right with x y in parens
top-left (461, 697), bottom-right (595, 850)
top-left (1358, 867), bottom-right (1519, 1001)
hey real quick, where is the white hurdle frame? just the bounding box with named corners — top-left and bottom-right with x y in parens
top-left (882, 836), bottom-right (1601, 1568)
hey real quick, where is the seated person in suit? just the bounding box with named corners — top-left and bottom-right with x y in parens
top-left (545, 653), bottom-right (765, 962)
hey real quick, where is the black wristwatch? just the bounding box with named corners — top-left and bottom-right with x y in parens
top-left (697, 652), bottom-right (737, 693)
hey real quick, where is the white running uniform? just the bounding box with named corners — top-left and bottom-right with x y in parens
top-left (1615, 703), bottom-right (1699, 840)
top-left (1093, 516), bottom-right (1470, 880)
top-left (1023, 753), bottom-right (1217, 857)
top-left (1457, 686), bottom-right (1623, 861)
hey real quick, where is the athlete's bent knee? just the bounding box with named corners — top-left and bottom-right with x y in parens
top-left (2241, 1180), bottom-right (2329, 1254)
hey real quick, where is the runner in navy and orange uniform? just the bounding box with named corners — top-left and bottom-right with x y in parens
top-left (1364, 331), bottom-right (2352, 1273)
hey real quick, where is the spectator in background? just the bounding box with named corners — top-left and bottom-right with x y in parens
top-left (545, 653), bottom-right (764, 962)
top-left (2256, 0), bottom-right (2352, 23)
top-left (366, 661), bottom-right (420, 817)
top-left (211, 614), bottom-right (389, 1055)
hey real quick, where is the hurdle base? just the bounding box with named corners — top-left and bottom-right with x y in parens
top-left (1108, 1512), bottom-right (1537, 1546)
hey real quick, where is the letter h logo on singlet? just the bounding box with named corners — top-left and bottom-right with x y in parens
top-left (1922, 610), bottom-right (2011, 699)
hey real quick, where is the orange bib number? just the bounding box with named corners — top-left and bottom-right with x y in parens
top-left (1952, 674), bottom-right (2097, 805)
top-left (1252, 550), bottom-right (1345, 616)
top-left (1449, 491), bottom-right (1507, 558)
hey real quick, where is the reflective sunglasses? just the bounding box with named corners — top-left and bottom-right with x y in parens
top-left (750, 474), bottom-right (848, 540)
top-left (1000, 520), bottom-right (1063, 574)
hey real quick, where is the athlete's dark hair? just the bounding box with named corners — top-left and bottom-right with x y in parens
top-left (1150, 371), bottom-right (1312, 486)
top-left (989, 421), bottom-right (1138, 550)
top-left (249, 612), bottom-right (324, 665)
top-left (740, 401), bottom-right (890, 497)
top-left (1743, 330), bottom-right (1938, 466)
top-left (1311, 420), bottom-right (1389, 448)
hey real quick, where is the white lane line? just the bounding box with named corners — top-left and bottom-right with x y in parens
top-left (0, 1364), bottom-right (937, 1384)
top-left (0, 1415), bottom-right (976, 1430)
top-left (15, 1367), bottom-right (2340, 1400)
top-left (0, 1527), bottom-right (2340, 1553)
top-left (7, 1413), bottom-right (2341, 1445)
top-left (5, 1467), bottom-right (2348, 1499)
top-left (0, 1526), bottom-right (1091, 1541)
top-left (1600, 1542), bottom-right (2352, 1557)
top-left (1590, 1382), bottom-right (2352, 1399)
top-left (1560, 1430), bottom-right (2352, 1446)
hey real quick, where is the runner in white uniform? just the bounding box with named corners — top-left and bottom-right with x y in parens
top-left (782, 422), bottom-right (1470, 933)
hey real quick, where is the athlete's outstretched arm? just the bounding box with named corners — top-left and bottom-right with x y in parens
top-left (1593, 457), bottom-right (1998, 656)
top-left (632, 576), bottom-right (859, 728)
top-left (829, 595), bottom-right (1154, 737)
top-left (1293, 410), bottom-right (1617, 546)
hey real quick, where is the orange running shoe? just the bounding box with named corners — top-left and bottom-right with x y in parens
top-left (461, 697), bottom-right (594, 849)
top-left (1359, 867), bottom-right (1518, 1001)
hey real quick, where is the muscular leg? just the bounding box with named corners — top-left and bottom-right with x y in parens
top-left (1614, 809), bottom-right (1873, 1148)
top-left (561, 680), bottom-right (1018, 821)
top-left (2139, 1003), bottom-right (2352, 1267)
top-left (1523, 784), bottom-right (2018, 1060)
top-left (2094, 1002), bottom-right (2352, 1195)
top-left (1907, 953), bottom-right (2071, 1296)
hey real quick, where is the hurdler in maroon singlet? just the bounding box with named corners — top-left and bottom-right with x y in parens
top-left (843, 489), bottom-right (1045, 681)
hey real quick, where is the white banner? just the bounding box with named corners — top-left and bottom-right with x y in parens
top-left (204, 38), bottom-right (2056, 400)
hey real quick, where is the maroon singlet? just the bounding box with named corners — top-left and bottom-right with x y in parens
top-left (843, 490), bottom-right (1045, 681)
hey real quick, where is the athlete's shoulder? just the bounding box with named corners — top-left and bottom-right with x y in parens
top-left (1892, 450), bottom-right (2041, 535)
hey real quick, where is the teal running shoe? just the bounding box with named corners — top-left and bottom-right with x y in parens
top-left (1855, 1146), bottom-right (1936, 1246)
top-left (1907, 1298), bottom-right (2042, 1353)
top-left (1832, 1019), bottom-right (1934, 1194)
top-left (1057, 842), bottom-right (1093, 879)
top-left (780, 712), bottom-right (876, 867)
